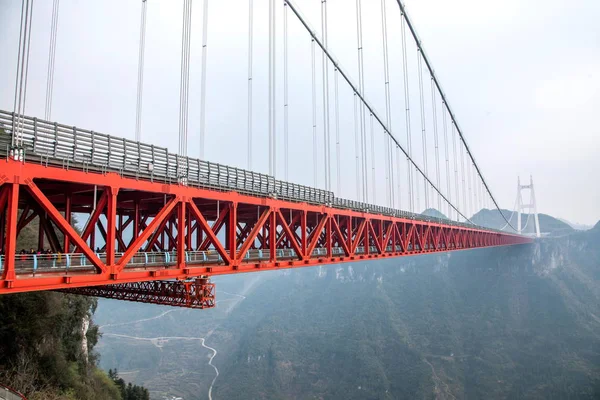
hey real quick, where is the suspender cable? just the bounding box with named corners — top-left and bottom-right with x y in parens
top-left (45, 0), bottom-right (60, 121)
top-left (283, 1), bottom-right (289, 180)
top-left (178, 0), bottom-right (192, 156)
top-left (452, 123), bottom-right (459, 221)
top-left (431, 78), bottom-right (441, 212)
top-left (20, 0), bottom-right (34, 146)
top-left (334, 67), bottom-right (341, 195)
top-left (417, 50), bottom-right (429, 210)
top-left (467, 154), bottom-right (473, 218)
top-left (356, 0), bottom-right (368, 202)
top-left (380, 0), bottom-right (394, 207)
top-left (396, 147), bottom-right (402, 209)
top-left (284, 0), bottom-right (474, 223)
top-left (272, 0), bottom-right (277, 177)
top-left (13, 0), bottom-right (26, 144)
top-left (13, 0), bottom-right (26, 141)
top-left (460, 140), bottom-right (467, 221)
top-left (247, 0), bottom-right (254, 170)
top-left (442, 107), bottom-right (452, 218)
top-left (268, 0), bottom-right (274, 175)
top-left (321, 0), bottom-right (331, 191)
top-left (199, 0), bottom-right (209, 159)
top-left (393, 0), bottom-right (517, 230)
top-left (400, 16), bottom-right (414, 212)
top-left (134, 0), bottom-right (147, 142)
top-left (13, 0), bottom-right (34, 147)
top-left (311, 38), bottom-right (318, 187)
top-left (370, 113), bottom-right (376, 203)
top-left (353, 93), bottom-right (360, 199)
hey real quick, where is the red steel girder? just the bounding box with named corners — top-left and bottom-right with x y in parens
top-left (62, 278), bottom-right (215, 309)
top-left (0, 160), bottom-right (531, 294)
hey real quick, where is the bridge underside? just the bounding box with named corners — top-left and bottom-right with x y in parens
top-left (0, 160), bottom-right (531, 296)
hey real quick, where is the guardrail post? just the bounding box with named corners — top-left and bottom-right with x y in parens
top-left (106, 187), bottom-right (119, 273)
top-left (53, 122), bottom-right (58, 157)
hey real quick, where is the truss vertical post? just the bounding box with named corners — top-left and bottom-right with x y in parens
top-left (177, 201), bottom-right (186, 266)
top-left (229, 203), bottom-right (237, 261)
top-left (301, 210), bottom-right (307, 259)
top-left (186, 208), bottom-right (192, 250)
top-left (106, 187), bottom-right (118, 269)
top-left (269, 210), bottom-right (276, 262)
top-left (64, 193), bottom-right (72, 252)
top-left (3, 184), bottom-right (19, 282)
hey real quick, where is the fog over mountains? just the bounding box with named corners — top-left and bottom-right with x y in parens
top-left (95, 214), bottom-right (600, 399)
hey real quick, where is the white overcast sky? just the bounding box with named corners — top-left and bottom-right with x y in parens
top-left (0, 0), bottom-right (598, 225)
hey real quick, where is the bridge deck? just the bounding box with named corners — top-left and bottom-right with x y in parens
top-left (0, 111), bottom-right (531, 294)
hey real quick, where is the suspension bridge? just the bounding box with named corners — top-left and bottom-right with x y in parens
top-left (0, 0), bottom-right (533, 307)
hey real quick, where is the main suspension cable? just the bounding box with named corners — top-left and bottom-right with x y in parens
top-left (285, 0), bottom-right (474, 222)
top-left (392, 0), bottom-right (517, 230)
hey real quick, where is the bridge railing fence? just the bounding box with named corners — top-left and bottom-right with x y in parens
top-left (0, 110), bottom-right (510, 234)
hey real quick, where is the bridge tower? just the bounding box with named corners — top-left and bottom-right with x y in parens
top-left (517, 176), bottom-right (541, 238)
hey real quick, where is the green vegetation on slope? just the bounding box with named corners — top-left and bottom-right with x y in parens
top-left (0, 212), bottom-right (149, 399)
top-left (0, 292), bottom-right (121, 399)
top-left (108, 370), bottom-right (149, 400)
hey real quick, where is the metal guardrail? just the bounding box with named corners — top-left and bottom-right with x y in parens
top-left (0, 110), bottom-right (509, 234)
top-left (1, 247), bottom-right (404, 274)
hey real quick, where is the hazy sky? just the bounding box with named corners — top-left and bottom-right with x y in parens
top-left (0, 0), bottom-right (598, 225)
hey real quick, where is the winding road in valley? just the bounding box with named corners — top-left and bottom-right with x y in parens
top-left (100, 283), bottom-right (258, 399)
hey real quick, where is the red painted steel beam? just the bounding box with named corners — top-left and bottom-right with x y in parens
top-left (0, 160), bottom-right (532, 294)
top-left (62, 278), bottom-right (215, 309)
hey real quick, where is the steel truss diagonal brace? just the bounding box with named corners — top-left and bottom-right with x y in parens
top-left (25, 180), bottom-right (106, 273)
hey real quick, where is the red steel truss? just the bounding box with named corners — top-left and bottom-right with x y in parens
top-left (62, 278), bottom-right (215, 309)
top-left (0, 159), bottom-right (532, 295)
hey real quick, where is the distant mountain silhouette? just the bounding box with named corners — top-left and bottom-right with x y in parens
top-left (557, 217), bottom-right (594, 231)
top-left (471, 209), bottom-right (573, 236)
top-left (421, 208), bottom-right (448, 220)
